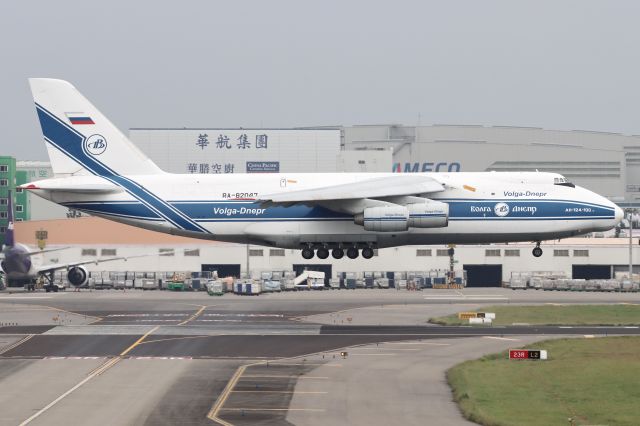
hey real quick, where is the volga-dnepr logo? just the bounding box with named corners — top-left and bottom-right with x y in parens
top-left (84, 134), bottom-right (107, 156)
top-left (494, 202), bottom-right (510, 217)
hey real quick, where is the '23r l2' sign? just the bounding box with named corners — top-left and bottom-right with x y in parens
top-left (85, 134), bottom-right (108, 156)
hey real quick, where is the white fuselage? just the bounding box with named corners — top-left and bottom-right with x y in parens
top-left (31, 171), bottom-right (622, 249)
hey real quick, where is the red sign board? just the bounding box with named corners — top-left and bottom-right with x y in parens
top-left (509, 350), bottom-right (529, 359)
top-left (509, 349), bottom-right (543, 360)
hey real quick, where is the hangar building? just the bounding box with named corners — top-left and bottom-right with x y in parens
top-left (129, 124), bottom-right (640, 205)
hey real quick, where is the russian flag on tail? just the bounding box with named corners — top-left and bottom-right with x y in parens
top-left (65, 112), bottom-right (94, 125)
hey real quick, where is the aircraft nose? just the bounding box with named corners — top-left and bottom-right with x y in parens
top-left (615, 205), bottom-right (624, 224)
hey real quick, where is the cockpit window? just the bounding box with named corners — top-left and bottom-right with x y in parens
top-left (554, 176), bottom-right (575, 188)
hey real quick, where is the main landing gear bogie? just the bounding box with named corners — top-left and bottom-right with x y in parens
top-left (301, 245), bottom-right (375, 260)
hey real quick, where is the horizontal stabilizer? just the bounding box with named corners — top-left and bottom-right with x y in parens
top-left (20, 178), bottom-right (123, 194)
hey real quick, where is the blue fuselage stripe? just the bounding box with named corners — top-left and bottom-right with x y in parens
top-left (62, 199), bottom-right (615, 224)
top-left (36, 104), bottom-right (209, 233)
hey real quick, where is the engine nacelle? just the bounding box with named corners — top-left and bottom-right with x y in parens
top-left (67, 266), bottom-right (88, 287)
top-left (355, 206), bottom-right (409, 232)
top-left (407, 201), bottom-right (449, 228)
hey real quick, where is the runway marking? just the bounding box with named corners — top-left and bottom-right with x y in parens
top-left (178, 305), bottom-right (206, 326)
top-left (0, 296), bottom-right (54, 299)
top-left (18, 358), bottom-right (114, 426)
top-left (130, 356), bottom-right (192, 360)
top-left (241, 375), bottom-right (329, 379)
top-left (106, 313), bottom-right (188, 317)
top-left (348, 353), bottom-right (397, 356)
top-left (584, 335), bottom-right (595, 338)
top-left (42, 304), bottom-right (102, 323)
top-left (221, 408), bottom-right (326, 412)
top-left (0, 334), bottom-right (34, 355)
top-left (208, 362), bottom-right (257, 426)
top-left (370, 347), bottom-right (420, 351)
top-left (384, 342), bottom-right (451, 346)
top-left (139, 335), bottom-right (210, 345)
top-left (483, 336), bottom-right (521, 341)
top-left (102, 319), bottom-right (183, 323)
top-left (423, 297), bottom-right (509, 300)
top-left (204, 313), bottom-right (286, 318)
top-left (231, 390), bottom-right (328, 394)
top-left (19, 325), bottom-right (159, 425)
top-left (120, 326), bottom-right (159, 356)
top-left (265, 362), bottom-right (342, 367)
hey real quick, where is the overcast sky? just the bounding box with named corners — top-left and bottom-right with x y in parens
top-left (2, 1), bottom-right (640, 160)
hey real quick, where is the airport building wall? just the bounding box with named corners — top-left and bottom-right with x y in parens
top-left (0, 156), bottom-right (30, 245)
top-left (15, 240), bottom-right (638, 285)
top-left (129, 128), bottom-right (342, 174)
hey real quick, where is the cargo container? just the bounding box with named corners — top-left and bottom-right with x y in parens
top-left (167, 282), bottom-right (185, 291)
top-left (375, 278), bottom-right (389, 288)
top-left (206, 280), bottom-right (224, 296)
top-left (262, 280), bottom-right (282, 292)
top-left (283, 279), bottom-right (296, 291)
top-left (234, 281), bottom-right (262, 295)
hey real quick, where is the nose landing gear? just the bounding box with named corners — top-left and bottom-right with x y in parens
top-left (532, 242), bottom-right (543, 258)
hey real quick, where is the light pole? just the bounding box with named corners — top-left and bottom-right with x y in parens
top-left (629, 209), bottom-right (635, 280)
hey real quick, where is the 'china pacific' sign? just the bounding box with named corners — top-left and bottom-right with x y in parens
top-left (393, 162), bottom-right (462, 173)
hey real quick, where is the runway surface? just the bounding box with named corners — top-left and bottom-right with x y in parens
top-left (0, 288), bottom-right (638, 425)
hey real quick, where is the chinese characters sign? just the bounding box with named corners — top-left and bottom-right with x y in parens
top-left (196, 133), bottom-right (268, 150)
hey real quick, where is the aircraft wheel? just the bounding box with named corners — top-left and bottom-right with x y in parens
top-left (532, 247), bottom-right (543, 257)
top-left (362, 247), bottom-right (374, 259)
top-left (332, 248), bottom-right (344, 259)
top-left (347, 247), bottom-right (359, 259)
top-left (317, 247), bottom-right (329, 259)
top-left (301, 248), bottom-right (314, 259)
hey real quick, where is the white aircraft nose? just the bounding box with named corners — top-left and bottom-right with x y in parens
top-left (615, 205), bottom-right (624, 224)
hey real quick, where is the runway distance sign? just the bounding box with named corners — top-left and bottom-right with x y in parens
top-left (458, 312), bottom-right (496, 319)
top-left (509, 349), bottom-right (548, 360)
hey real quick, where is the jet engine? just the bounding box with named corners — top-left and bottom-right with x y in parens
top-left (67, 266), bottom-right (88, 287)
top-left (354, 206), bottom-right (409, 232)
top-left (407, 201), bottom-right (449, 228)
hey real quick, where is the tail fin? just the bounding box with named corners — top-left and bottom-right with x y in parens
top-left (29, 78), bottom-right (163, 177)
top-left (4, 190), bottom-right (14, 247)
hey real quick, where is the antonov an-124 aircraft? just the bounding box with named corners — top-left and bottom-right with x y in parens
top-left (23, 79), bottom-right (623, 260)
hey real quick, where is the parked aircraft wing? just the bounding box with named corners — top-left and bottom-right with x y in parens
top-left (22, 247), bottom-right (71, 257)
top-left (35, 250), bottom-right (175, 275)
top-left (260, 175), bottom-right (445, 204)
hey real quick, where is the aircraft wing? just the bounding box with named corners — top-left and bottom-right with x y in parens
top-left (34, 251), bottom-right (175, 275)
top-left (259, 175), bottom-right (445, 204)
top-left (23, 247), bottom-right (71, 257)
